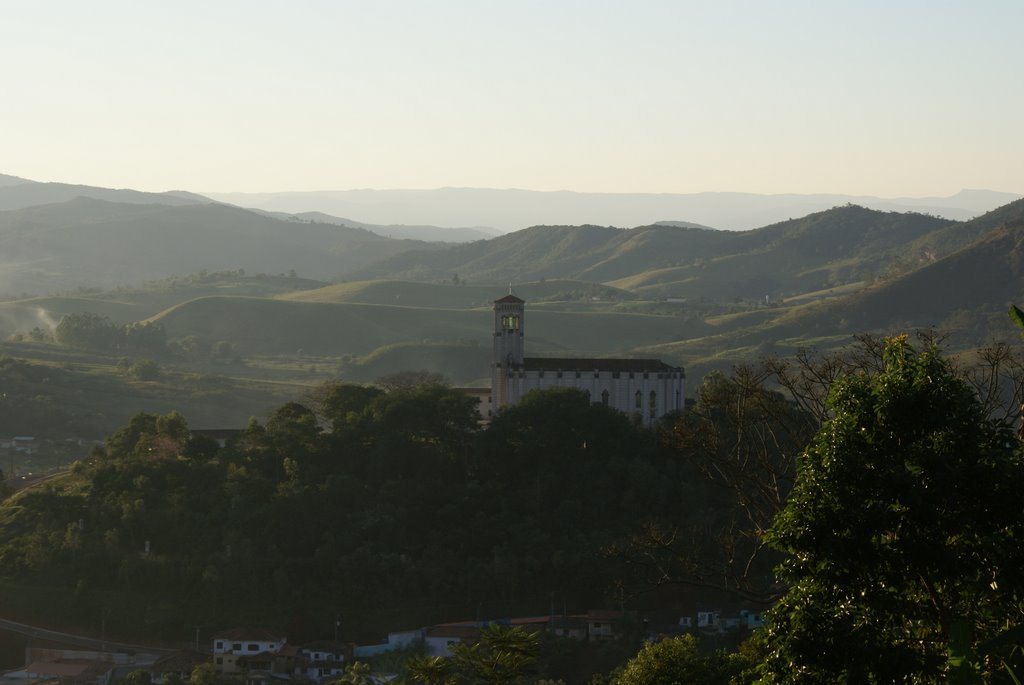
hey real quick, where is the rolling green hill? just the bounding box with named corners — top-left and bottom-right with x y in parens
top-left (642, 204), bottom-right (1024, 371)
top-left (150, 295), bottom-right (690, 361)
top-left (347, 206), bottom-right (961, 302)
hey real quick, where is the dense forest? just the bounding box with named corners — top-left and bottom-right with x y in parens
top-left (0, 383), bottom-right (713, 642)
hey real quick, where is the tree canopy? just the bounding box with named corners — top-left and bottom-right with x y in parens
top-left (761, 337), bottom-right (1024, 683)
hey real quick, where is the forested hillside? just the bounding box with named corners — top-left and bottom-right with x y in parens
top-left (0, 386), bottom-right (707, 642)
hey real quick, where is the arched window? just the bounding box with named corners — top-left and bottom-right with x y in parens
top-left (635, 390), bottom-right (642, 409)
top-left (601, 389), bottom-right (610, 406)
top-left (649, 390), bottom-right (657, 418)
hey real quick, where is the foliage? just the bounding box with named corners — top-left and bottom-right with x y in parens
top-left (622, 366), bottom-right (814, 601)
top-left (127, 358), bottom-right (160, 380)
top-left (406, 655), bottom-right (454, 685)
top-left (447, 624), bottom-right (540, 684)
top-left (0, 383), bottom-right (677, 640)
top-left (330, 662), bottom-right (373, 685)
top-left (189, 663), bottom-right (223, 685)
top-left (761, 337), bottom-right (1024, 683)
top-left (612, 635), bottom-right (749, 685)
top-left (375, 369), bottom-right (448, 390)
top-left (54, 313), bottom-right (124, 352)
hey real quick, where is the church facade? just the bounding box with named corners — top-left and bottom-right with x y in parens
top-left (490, 294), bottom-right (685, 425)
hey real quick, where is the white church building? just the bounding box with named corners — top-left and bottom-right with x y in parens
top-left (490, 293), bottom-right (685, 425)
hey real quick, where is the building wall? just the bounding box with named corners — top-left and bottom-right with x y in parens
top-left (501, 368), bottom-right (684, 425)
top-left (212, 638), bottom-right (285, 675)
top-left (489, 294), bottom-right (685, 424)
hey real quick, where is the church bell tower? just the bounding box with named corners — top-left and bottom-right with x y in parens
top-left (492, 293), bottom-right (525, 408)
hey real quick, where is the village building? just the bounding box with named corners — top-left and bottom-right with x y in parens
top-left (211, 628), bottom-right (286, 678)
top-left (489, 294), bottom-right (685, 424)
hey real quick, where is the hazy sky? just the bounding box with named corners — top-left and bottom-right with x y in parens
top-left (3, 1), bottom-right (1022, 196)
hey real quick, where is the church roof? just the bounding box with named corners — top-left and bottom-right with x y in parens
top-left (524, 357), bottom-right (682, 373)
top-left (494, 294), bottom-right (525, 304)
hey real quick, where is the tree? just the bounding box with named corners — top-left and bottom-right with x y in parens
top-left (54, 312), bottom-right (123, 351)
top-left (311, 382), bottom-right (384, 427)
top-left (613, 634), bottom-right (749, 685)
top-left (761, 337), bottom-right (1024, 683)
top-left (128, 358), bottom-right (160, 380)
top-left (189, 663), bottom-right (222, 685)
top-left (330, 662), bottom-right (373, 685)
top-left (123, 670), bottom-right (152, 685)
top-left (375, 369), bottom-right (447, 391)
top-left (624, 365), bottom-right (814, 601)
top-left (448, 624), bottom-right (540, 684)
top-left (406, 655), bottom-right (454, 685)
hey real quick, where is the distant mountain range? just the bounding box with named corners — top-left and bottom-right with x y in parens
top-left (206, 187), bottom-right (1022, 232)
top-left (0, 174), bottom-right (496, 243)
top-left (0, 196), bottom-right (447, 295)
top-left (256, 209), bottom-right (502, 242)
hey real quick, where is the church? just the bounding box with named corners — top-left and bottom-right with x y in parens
top-left (490, 293), bottom-right (685, 425)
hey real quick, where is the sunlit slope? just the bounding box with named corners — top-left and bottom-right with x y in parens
top-left (642, 215), bottom-right (1024, 367)
top-left (346, 223), bottom-right (732, 284)
top-left (151, 296), bottom-right (689, 358)
top-left (346, 206), bottom-right (967, 302)
top-left (610, 207), bottom-right (955, 298)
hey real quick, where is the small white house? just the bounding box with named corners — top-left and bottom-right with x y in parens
top-left (212, 628), bottom-right (286, 676)
top-left (295, 642), bottom-right (350, 683)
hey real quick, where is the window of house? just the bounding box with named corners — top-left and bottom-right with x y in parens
top-left (216, 641), bottom-right (224, 650)
top-left (635, 390), bottom-right (642, 409)
top-left (629, 372), bottom-right (634, 379)
top-left (601, 390), bottom-right (609, 405)
top-left (575, 371), bottom-right (581, 379)
top-left (612, 372), bottom-right (620, 379)
top-left (248, 644), bottom-right (258, 651)
top-left (556, 371), bottom-right (562, 378)
top-left (538, 371), bottom-right (544, 378)
top-left (233, 643), bottom-right (242, 651)
top-left (649, 391), bottom-right (657, 418)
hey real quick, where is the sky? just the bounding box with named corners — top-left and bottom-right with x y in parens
top-left (2, 0), bottom-right (1022, 197)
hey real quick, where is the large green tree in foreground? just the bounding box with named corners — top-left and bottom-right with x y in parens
top-left (761, 337), bottom-right (1024, 682)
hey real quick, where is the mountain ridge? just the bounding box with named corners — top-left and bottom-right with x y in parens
top-left (206, 187), bottom-right (1022, 232)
